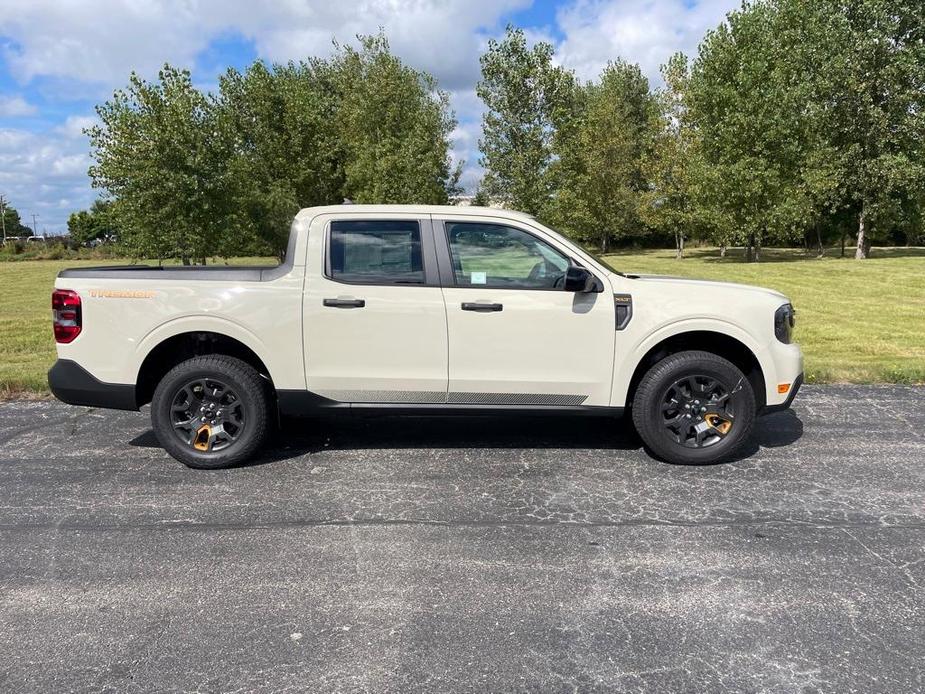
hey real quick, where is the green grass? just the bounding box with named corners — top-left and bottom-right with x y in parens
top-left (602, 246), bottom-right (925, 385)
top-left (1, 248), bottom-right (923, 394)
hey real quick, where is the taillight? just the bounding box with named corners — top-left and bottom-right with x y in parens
top-left (52, 289), bottom-right (82, 343)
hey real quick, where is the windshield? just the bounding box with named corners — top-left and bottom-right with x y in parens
top-left (579, 245), bottom-right (624, 276)
top-left (539, 223), bottom-right (625, 276)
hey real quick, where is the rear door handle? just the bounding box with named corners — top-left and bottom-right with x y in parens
top-left (461, 302), bottom-right (503, 312)
top-left (323, 298), bottom-right (365, 308)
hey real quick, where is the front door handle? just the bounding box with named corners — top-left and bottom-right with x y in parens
top-left (323, 298), bottom-right (365, 309)
top-left (461, 302), bottom-right (503, 312)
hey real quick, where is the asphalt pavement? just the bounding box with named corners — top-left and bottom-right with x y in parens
top-left (0, 385), bottom-right (923, 692)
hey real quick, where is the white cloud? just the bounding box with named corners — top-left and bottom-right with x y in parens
top-left (0, 0), bottom-right (534, 220)
top-left (54, 115), bottom-right (99, 139)
top-left (0, 127), bottom-right (95, 232)
top-left (0, 0), bottom-right (741, 220)
top-left (0, 0), bottom-right (528, 90)
top-left (0, 95), bottom-right (37, 116)
top-left (555, 0), bottom-right (738, 84)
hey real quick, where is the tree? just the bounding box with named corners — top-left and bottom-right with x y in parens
top-left (88, 66), bottom-right (230, 263)
top-left (67, 199), bottom-right (116, 246)
top-left (640, 53), bottom-right (709, 258)
top-left (216, 59), bottom-right (343, 257)
top-left (687, 1), bottom-right (807, 262)
top-left (332, 34), bottom-right (460, 204)
top-left (471, 185), bottom-right (490, 207)
top-left (1, 203), bottom-right (31, 238)
top-left (550, 60), bottom-right (657, 252)
top-left (804, 0), bottom-right (925, 259)
top-left (687, 0), bottom-right (924, 261)
top-left (89, 35), bottom-right (461, 260)
top-left (477, 26), bottom-right (573, 216)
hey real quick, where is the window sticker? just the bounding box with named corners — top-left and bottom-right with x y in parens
top-left (470, 271), bottom-right (487, 285)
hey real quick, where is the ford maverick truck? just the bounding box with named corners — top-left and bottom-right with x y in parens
top-left (49, 205), bottom-right (803, 468)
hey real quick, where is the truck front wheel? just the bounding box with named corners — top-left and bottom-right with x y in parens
top-left (151, 355), bottom-right (270, 469)
top-left (631, 350), bottom-right (756, 465)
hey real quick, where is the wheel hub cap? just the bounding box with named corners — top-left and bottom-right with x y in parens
top-left (169, 378), bottom-right (245, 453)
top-left (660, 375), bottom-right (734, 448)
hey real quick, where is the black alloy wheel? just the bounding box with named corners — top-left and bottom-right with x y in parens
top-left (632, 350), bottom-right (756, 465)
top-left (660, 374), bottom-right (735, 448)
top-left (170, 377), bottom-right (246, 453)
top-left (151, 355), bottom-right (270, 469)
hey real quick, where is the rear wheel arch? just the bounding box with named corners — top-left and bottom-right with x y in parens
top-left (135, 331), bottom-right (275, 408)
top-left (625, 331), bottom-right (766, 410)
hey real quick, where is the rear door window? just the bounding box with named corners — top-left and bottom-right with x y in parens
top-left (328, 220), bottom-right (425, 285)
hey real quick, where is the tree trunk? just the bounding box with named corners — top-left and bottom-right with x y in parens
top-left (840, 231), bottom-right (846, 257)
top-left (181, 257), bottom-right (191, 266)
top-left (746, 232), bottom-right (755, 263)
top-left (675, 232), bottom-right (684, 259)
top-left (601, 233), bottom-right (609, 254)
top-left (855, 207), bottom-right (870, 259)
top-left (755, 237), bottom-right (761, 263)
top-left (719, 243), bottom-right (727, 257)
top-left (816, 224), bottom-right (825, 258)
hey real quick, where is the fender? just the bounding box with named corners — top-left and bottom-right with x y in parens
top-left (132, 315), bottom-right (303, 390)
top-left (611, 317), bottom-right (775, 407)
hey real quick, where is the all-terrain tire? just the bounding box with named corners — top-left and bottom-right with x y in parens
top-left (631, 350), bottom-right (756, 465)
top-left (151, 355), bottom-right (270, 469)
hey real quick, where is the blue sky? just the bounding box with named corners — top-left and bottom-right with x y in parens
top-left (0, 0), bottom-right (737, 233)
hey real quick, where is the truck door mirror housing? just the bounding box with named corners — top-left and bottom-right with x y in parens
top-left (564, 266), bottom-right (604, 293)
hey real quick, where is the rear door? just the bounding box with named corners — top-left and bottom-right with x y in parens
top-left (435, 216), bottom-right (616, 407)
top-left (302, 214), bottom-right (448, 403)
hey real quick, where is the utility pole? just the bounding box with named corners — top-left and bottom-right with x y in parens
top-left (31, 213), bottom-right (39, 239)
top-left (0, 195), bottom-right (6, 245)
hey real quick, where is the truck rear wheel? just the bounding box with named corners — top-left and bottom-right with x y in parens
top-left (631, 350), bottom-right (756, 465)
top-left (151, 355), bottom-right (270, 469)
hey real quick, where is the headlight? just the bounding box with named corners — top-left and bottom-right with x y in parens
top-left (774, 303), bottom-right (795, 344)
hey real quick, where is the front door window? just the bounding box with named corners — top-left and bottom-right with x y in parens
top-left (445, 222), bottom-right (570, 289)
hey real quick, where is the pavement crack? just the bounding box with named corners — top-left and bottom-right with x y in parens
top-left (840, 526), bottom-right (921, 592)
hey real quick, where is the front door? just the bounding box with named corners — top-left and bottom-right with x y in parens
top-left (303, 215), bottom-right (448, 403)
top-left (437, 218), bottom-right (616, 407)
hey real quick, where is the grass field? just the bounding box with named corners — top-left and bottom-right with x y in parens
top-left (1, 247), bottom-right (923, 395)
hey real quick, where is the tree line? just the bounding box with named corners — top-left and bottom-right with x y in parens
top-left (477, 0), bottom-right (924, 260)
top-left (84, 35), bottom-right (459, 262)
top-left (79, 0), bottom-right (924, 262)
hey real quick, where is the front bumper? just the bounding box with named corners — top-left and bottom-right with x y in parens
top-left (48, 359), bottom-right (138, 411)
top-left (762, 372), bottom-right (803, 415)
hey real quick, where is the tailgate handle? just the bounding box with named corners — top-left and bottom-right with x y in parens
top-left (323, 298), bottom-right (365, 309)
top-left (461, 302), bottom-right (503, 312)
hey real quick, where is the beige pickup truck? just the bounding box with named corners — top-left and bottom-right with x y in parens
top-left (50, 204), bottom-right (803, 468)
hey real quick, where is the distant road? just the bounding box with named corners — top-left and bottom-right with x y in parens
top-left (1, 385), bottom-right (922, 692)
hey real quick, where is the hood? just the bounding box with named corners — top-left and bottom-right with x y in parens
top-left (620, 273), bottom-right (789, 303)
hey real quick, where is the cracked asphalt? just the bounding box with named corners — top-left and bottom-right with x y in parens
top-left (1, 385), bottom-right (923, 692)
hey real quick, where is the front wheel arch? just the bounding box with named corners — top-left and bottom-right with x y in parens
top-left (624, 331), bottom-right (766, 411)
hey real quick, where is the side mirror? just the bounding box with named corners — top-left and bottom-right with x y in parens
top-left (564, 266), bottom-right (604, 293)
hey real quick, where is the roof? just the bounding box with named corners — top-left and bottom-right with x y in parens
top-left (294, 204), bottom-right (535, 222)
